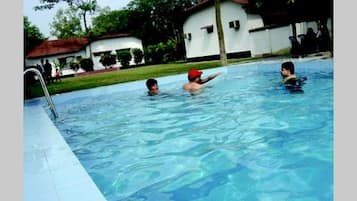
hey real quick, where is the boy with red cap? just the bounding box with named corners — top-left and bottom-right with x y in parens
top-left (182, 69), bottom-right (222, 92)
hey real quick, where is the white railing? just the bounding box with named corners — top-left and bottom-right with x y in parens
top-left (24, 68), bottom-right (58, 118)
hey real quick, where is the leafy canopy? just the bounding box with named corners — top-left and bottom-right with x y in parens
top-left (24, 16), bottom-right (46, 55)
top-left (50, 6), bottom-right (84, 39)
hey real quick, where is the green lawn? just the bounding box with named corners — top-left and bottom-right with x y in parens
top-left (24, 56), bottom-right (285, 99)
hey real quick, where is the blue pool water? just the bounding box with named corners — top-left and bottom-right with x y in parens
top-left (53, 58), bottom-right (333, 201)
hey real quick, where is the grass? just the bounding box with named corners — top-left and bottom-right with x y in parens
top-left (24, 55), bottom-right (287, 99)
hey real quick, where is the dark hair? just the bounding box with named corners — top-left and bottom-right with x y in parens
top-left (146, 78), bottom-right (157, 90)
top-left (188, 75), bottom-right (196, 82)
top-left (282, 61), bottom-right (295, 74)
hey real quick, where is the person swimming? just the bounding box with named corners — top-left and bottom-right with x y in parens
top-left (182, 69), bottom-right (222, 94)
top-left (280, 61), bottom-right (307, 92)
top-left (146, 78), bottom-right (159, 96)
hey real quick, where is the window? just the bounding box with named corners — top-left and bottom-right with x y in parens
top-left (57, 56), bottom-right (75, 69)
top-left (234, 20), bottom-right (240, 30)
top-left (229, 21), bottom-right (234, 28)
top-left (229, 20), bottom-right (240, 30)
top-left (200, 25), bottom-right (214, 34)
top-left (93, 51), bottom-right (111, 57)
top-left (58, 57), bottom-right (67, 65)
top-left (184, 33), bottom-right (192, 40)
top-left (116, 48), bottom-right (131, 52)
top-left (116, 48), bottom-right (131, 54)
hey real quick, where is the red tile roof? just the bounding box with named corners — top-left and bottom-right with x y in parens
top-left (26, 32), bottom-right (132, 59)
top-left (26, 37), bottom-right (89, 58)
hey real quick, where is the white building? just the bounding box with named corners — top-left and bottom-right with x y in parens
top-left (25, 33), bottom-right (145, 76)
top-left (90, 33), bottom-right (145, 69)
top-left (183, 0), bottom-right (258, 61)
top-left (183, 0), bottom-right (332, 60)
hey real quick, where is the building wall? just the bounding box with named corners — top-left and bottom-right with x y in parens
top-left (270, 26), bottom-right (292, 52)
top-left (25, 50), bottom-right (87, 76)
top-left (249, 29), bottom-right (272, 56)
top-left (246, 14), bottom-right (265, 30)
top-left (296, 18), bottom-right (332, 38)
top-left (90, 37), bottom-right (144, 70)
top-left (183, 1), bottom-right (262, 59)
top-left (25, 36), bottom-right (145, 74)
top-left (220, 3), bottom-right (250, 55)
top-left (250, 17), bottom-right (332, 56)
top-left (249, 25), bottom-right (292, 56)
top-left (183, 6), bottom-right (218, 58)
top-left (184, 2), bottom-right (333, 59)
top-left (25, 50), bottom-right (86, 67)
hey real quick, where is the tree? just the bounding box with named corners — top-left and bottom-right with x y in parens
top-left (35, 0), bottom-right (101, 60)
top-left (285, 0), bottom-right (333, 40)
top-left (91, 9), bottom-right (131, 36)
top-left (35, 0), bottom-right (98, 35)
top-left (126, 0), bottom-right (199, 59)
top-left (214, 0), bottom-right (227, 65)
top-left (76, 0), bottom-right (97, 34)
top-left (34, 0), bottom-right (201, 61)
top-left (24, 16), bottom-right (46, 56)
top-left (50, 6), bottom-right (83, 39)
top-left (244, 0), bottom-right (333, 35)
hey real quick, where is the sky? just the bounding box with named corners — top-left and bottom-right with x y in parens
top-left (23, 0), bottom-right (132, 39)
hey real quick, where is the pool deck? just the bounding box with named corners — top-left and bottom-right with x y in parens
top-left (24, 104), bottom-right (107, 201)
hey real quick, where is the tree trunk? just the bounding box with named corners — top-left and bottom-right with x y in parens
top-left (83, 12), bottom-right (89, 34)
top-left (82, 12), bottom-right (93, 60)
top-left (214, 0), bottom-right (227, 66)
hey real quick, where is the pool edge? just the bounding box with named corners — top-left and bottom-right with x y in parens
top-left (24, 104), bottom-right (108, 201)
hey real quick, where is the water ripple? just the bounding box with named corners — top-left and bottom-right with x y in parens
top-left (53, 59), bottom-right (333, 201)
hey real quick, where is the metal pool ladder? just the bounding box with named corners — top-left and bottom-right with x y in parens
top-left (24, 68), bottom-right (59, 118)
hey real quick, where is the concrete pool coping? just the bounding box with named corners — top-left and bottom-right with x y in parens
top-left (24, 104), bottom-right (107, 201)
top-left (24, 55), bottom-right (332, 201)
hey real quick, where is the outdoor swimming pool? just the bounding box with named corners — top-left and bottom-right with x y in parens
top-left (51, 58), bottom-right (333, 201)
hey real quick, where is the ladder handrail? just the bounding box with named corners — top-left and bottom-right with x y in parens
top-left (24, 68), bottom-right (58, 118)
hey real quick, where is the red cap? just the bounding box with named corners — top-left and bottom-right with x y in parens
top-left (188, 69), bottom-right (203, 80)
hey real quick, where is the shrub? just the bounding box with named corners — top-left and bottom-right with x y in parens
top-left (69, 62), bottom-right (80, 71)
top-left (80, 58), bottom-right (94, 71)
top-left (132, 48), bottom-right (144, 65)
top-left (144, 43), bottom-right (164, 64)
top-left (116, 50), bottom-right (132, 68)
top-left (144, 45), bottom-right (155, 64)
top-left (165, 39), bottom-right (177, 62)
top-left (99, 54), bottom-right (117, 68)
top-left (162, 53), bottom-right (172, 64)
top-left (155, 42), bottom-right (166, 63)
top-left (143, 39), bottom-right (178, 64)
